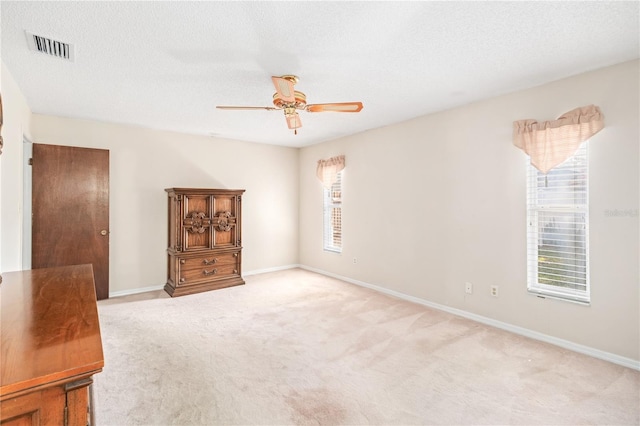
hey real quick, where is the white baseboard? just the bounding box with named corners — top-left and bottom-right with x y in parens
top-left (109, 284), bottom-right (165, 298)
top-left (299, 265), bottom-right (640, 371)
top-left (244, 264), bottom-right (300, 276)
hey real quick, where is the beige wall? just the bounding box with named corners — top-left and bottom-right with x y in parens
top-left (299, 60), bottom-right (639, 361)
top-left (1, 62), bottom-right (32, 272)
top-left (25, 115), bottom-right (300, 293)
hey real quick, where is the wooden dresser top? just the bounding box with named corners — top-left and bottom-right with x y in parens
top-left (0, 264), bottom-right (104, 398)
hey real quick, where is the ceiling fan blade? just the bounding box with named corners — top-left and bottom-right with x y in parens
top-left (272, 76), bottom-right (296, 102)
top-left (306, 102), bottom-right (363, 113)
top-left (216, 106), bottom-right (278, 111)
top-left (286, 113), bottom-right (302, 129)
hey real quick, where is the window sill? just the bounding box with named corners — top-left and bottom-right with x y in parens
top-left (323, 247), bottom-right (342, 254)
top-left (527, 289), bottom-right (590, 306)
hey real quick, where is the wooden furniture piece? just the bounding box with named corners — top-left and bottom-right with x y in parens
top-left (0, 264), bottom-right (104, 426)
top-left (165, 188), bottom-right (245, 297)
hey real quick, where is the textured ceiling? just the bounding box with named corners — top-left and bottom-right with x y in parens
top-left (1, 1), bottom-right (638, 148)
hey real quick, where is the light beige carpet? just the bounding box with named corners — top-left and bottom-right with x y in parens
top-left (94, 268), bottom-right (639, 425)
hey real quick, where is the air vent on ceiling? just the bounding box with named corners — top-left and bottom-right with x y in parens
top-left (25, 31), bottom-right (74, 61)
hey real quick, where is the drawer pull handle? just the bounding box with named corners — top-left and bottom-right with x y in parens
top-left (203, 258), bottom-right (217, 265)
top-left (233, 269), bottom-right (238, 274)
top-left (179, 278), bottom-right (185, 283)
top-left (233, 253), bottom-right (238, 257)
top-left (203, 269), bottom-right (217, 276)
top-left (180, 259), bottom-right (186, 264)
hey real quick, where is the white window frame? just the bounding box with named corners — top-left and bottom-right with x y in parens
top-left (526, 142), bottom-right (590, 304)
top-left (323, 171), bottom-right (342, 253)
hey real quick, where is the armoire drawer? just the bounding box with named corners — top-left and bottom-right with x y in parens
top-left (176, 257), bottom-right (240, 286)
top-left (177, 262), bottom-right (239, 286)
top-left (177, 251), bottom-right (239, 271)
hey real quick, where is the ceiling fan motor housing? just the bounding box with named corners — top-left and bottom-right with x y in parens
top-left (273, 90), bottom-right (307, 110)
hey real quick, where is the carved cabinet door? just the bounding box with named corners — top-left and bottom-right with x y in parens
top-left (210, 193), bottom-right (241, 249)
top-left (180, 193), bottom-right (213, 251)
top-left (179, 192), bottom-right (241, 252)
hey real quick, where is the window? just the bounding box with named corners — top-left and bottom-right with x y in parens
top-left (526, 142), bottom-right (589, 304)
top-left (323, 170), bottom-right (342, 252)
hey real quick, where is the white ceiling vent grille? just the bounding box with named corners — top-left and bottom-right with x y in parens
top-left (25, 31), bottom-right (74, 61)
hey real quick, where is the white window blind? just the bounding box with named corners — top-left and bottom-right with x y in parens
top-left (526, 142), bottom-right (590, 304)
top-left (323, 171), bottom-right (342, 252)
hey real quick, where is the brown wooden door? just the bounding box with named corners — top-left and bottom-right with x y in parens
top-left (31, 144), bottom-right (110, 299)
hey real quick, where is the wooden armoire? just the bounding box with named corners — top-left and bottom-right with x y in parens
top-left (165, 188), bottom-right (245, 297)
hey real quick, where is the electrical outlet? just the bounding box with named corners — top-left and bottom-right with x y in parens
top-left (491, 285), bottom-right (499, 297)
top-left (353, 258), bottom-right (357, 264)
top-left (465, 282), bottom-right (473, 294)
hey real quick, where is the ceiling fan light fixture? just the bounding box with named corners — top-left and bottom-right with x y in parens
top-left (285, 112), bottom-right (302, 130)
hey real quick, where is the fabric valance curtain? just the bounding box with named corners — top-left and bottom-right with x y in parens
top-left (513, 105), bottom-right (604, 173)
top-left (316, 155), bottom-right (345, 188)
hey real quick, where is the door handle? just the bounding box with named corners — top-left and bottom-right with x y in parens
top-left (100, 230), bottom-right (108, 236)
